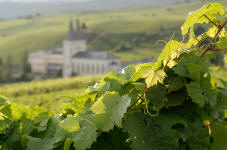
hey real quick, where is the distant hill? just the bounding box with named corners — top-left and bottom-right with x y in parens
top-left (0, 1), bottom-right (226, 65)
top-left (0, 1), bottom-right (212, 64)
top-left (0, 0), bottom-right (197, 20)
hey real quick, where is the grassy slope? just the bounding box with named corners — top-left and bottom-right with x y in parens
top-left (0, 66), bottom-right (226, 112)
top-left (0, 75), bottom-right (102, 111)
top-left (0, 1), bottom-right (227, 111)
top-left (0, 1), bottom-right (218, 64)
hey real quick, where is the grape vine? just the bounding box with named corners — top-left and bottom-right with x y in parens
top-left (1, 2), bottom-right (227, 150)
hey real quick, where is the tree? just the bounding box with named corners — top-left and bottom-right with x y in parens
top-left (21, 51), bottom-right (31, 81)
top-left (4, 55), bottom-right (13, 82)
top-left (0, 57), bottom-right (3, 82)
top-left (82, 22), bottom-right (87, 30)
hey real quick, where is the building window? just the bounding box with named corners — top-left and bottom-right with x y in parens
top-left (77, 63), bottom-right (80, 74)
top-left (96, 64), bottom-right (100, 74)
top-left (81, 63), bottom-right (85, 74)
top-left (87, 63), bottom-right (90, 74)
top-left (91, 64), bottom-right (95, 73)
top-left (102, 64), bottom-right (105, 74)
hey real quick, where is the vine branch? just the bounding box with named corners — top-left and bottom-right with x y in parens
top-left (200, 20), bottom-right (227, 58)
top-left (203, 14), bottom-right (219, 27)
top-left (127, 88), bottom-right (149, 112)
top-left (210, 48), bottom-right (227, 51)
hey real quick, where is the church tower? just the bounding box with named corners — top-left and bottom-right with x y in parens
top-left (63, 19), bottom-right (87, 78)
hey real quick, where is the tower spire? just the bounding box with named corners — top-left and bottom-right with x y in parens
top-left (66, 19), bottom-right (75, 40)
top-left (76, 19), bottom-right (81, 32)
top-left (69, 19), bottom-right (74, 32)
top-left (66, 18), bottom-right (84, 41)
top-left (74, 18), bottom-right (83, 40)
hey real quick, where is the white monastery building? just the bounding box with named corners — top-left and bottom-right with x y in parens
top-left (28, 19), bottom-right (121, 78)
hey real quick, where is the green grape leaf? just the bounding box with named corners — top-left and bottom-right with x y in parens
top-left (176, 117), bottom-right (210, 149)
top-left (123, 112), bottom-right (180, 150)
top-left (146, 84), bottom-right (166, 108)
top-left (181, 3), bottom-right (225, 36)
top-left (64, 138), bottom-right (73, 150)
top-left (185, 63), bottom-right (201, 81)
top-left (121, 64), bottom-right (136, 80)
top-left (211, 122), bottom-right (227, 150)
top-left (10, 104), bottom-right (24, 120)
top-left (23, 107), bottom-right (48, 121)
top-left (144, 69), bottom-right (166, 88)
top-left (63, 92), bottom-right (97, 116)
top-left (60, 117), bottom-right (80, 132)
top-left (186, 76), bottom-right (217, 107)
top-left (0, 95), bottom-right (7, 105)
top-left (90, 92), bottom-right (131, 131)
top-left (173, 53), bottom-right (209, 80)
top-left (122, 83), bottom-right (141, 104)
top-left (167, 76), bottom-right (187, 94)
top-left (174, 62), bottom-right (201, 82)
top-left (104, 71), bottom-right (127, 83)
top-left (167, 59), bottom-right (178, 68)
top-left (213, 87), bottom-right (227, 119)
top-left (89, 127), bottom-right (131, 150)
top-left (207, 25), bottom-right (225, 38)
top-left (26, 117), bottom-right (62, 150)
top-left (53, 126), bottom-right (68, 148)
top-left (98, 78), bottom-right (123, 96)
top-left (1, 123), bottom-right (21, 149)
top-left (0, 104), bottom-right (13, 135)
top-left (216, 35), bottom-right (227, 64)
top-left (129, 65), bottom-right (152, 82)
top-left (186, 82), bottom-right (207, 107)
top-left (71, 112), bottom-right (97, 150)
top-left (0, 112), bottom-right (7, 120)
top-left (166, 90), bottom-right (186, 107)
top-left (154, 40), bottom-right (182, 70)
top-left (133, 82), bottom-right (145, 93)
top-left (34, 112), bottom-right (50, 132)
top-left (217, 35), bottom-right (227, 49)
top-left (22, 118), bottom-right (33, 135)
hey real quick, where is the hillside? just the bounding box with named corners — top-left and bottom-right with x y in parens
top-left (1, 1), bottom-right (224, 65)
top-left (0, 0), bottom-right (196, 20)
top-left (0, 75), bottom-right (102, 111)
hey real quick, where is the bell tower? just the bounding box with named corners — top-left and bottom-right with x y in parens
top-left (63, 19), bottom-right (87, 78)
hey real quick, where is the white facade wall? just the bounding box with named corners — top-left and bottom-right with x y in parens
top-left (72, 58), bottom-right (121, 75)
top-left (47, 54), bottom-right (64, 65)
top-left (28, 52), bottom-right (48, 74)
top-left (63, 40), bottom-right (87, 78)
top-left (28, 51), bottom-right (64, 75)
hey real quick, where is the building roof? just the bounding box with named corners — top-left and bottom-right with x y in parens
top-left (29, 48), bottom-right (63, 57)
top-left (48, 48), bottom-right (63, 55)
top-left (28, 50), bottom-right (46, 57)
top-left (73, 51), bottom-right (119, 59)
top-left (66, 19), bottom-right (84, 41)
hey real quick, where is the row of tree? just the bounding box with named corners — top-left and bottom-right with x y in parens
top-left (0, 52), bottom-right (31, 83)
